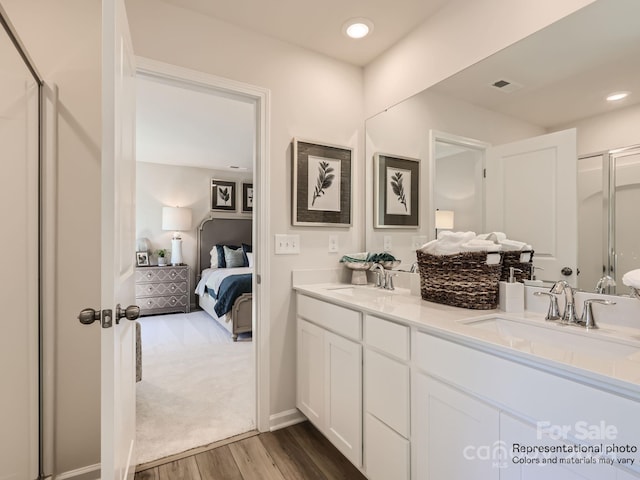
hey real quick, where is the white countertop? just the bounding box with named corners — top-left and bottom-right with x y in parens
top-left (294, 283), bottom-right (640, 399)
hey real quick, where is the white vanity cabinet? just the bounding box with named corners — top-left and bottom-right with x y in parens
top-left (296, 294), bottom-right (363, 468)
top-left (413, 331), bottom-right (640, 480)
top-left (364, 315), bottom-right (411, 480)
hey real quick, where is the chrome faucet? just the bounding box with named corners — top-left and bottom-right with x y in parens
top-left (578, 298), bottom-right (616, 330)
top-left (595, 275), bottom-right (616, 294)
top-left (550, 280), bottom-right (578, 325)
top-left (370, 263), bottom-right (386, 288)
top-left (409, 262), bottom-right (419, 273)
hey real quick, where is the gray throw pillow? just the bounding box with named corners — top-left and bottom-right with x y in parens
top-left (223, 245), bottom-right (245, 268)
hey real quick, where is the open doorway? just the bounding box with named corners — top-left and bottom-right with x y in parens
top-left (133, 65), bottom-right (259, 466)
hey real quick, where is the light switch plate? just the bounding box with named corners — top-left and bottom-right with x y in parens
top-left (275, 234), bottom-right (300, 254)
top-left (328, 235), bottom-right (339, 253)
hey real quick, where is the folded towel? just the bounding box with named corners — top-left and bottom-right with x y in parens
top-left (461, 239), bottom-right (502, 253)
top-left (367, 252), bottom-right (397, 262)
top-left (499, 239), bottom-right (532, 251)
top-left (340, 252), bottom-right (370, 263)
top-left (622, 269), bottom-right (640, 289)
top-left (419, 231), bottom-right (477, 255)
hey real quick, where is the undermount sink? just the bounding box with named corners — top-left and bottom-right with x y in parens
top-left (460, 316), bottom-right (640, 363)
top-left (326, 284), bottom-right (404, 297)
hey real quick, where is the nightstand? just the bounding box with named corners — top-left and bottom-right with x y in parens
top-left (135, 265), bottom-right (190, 316)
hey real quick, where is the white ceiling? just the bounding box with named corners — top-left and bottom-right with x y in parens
top-left (430, 0), bottom-right (640, 128)
top-left (136, 74), bottom-right (256, 170)
top-left (159, 0), bottom-right (451, 66)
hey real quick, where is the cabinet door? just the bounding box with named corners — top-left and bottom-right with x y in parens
top-left (325, 330), bottom-right (362, 467)
top-left (500, 413), bottom-right (616, 480)
top-left (413, 373), bottom-right (499, 480)
top-left (297, 319), bottom-right (325, 427)
top-left (365, 348), bottom-right (409, 438)
top-left (366, 413), bottom-right (410, 480)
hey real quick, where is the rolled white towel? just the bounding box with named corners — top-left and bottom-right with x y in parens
top-left (622, 269), bottom-right (640, 289)
top-left (500, 239), bottom-right (532, 251)
top-left (460, 239), bottom-right (502, 253)
top-left (486, 232), bottom-right (507, 242)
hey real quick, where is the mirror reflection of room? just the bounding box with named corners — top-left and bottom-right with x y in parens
top-left (365, 0), bottom-right (640, 295)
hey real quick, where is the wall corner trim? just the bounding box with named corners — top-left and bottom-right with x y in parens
top-left (269, 408), bottom-right (306, 432)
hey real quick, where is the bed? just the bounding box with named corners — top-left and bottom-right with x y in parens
top-left (195, 216), bottom-right (253, 341)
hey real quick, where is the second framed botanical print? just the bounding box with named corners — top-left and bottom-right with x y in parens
top-left (292, 139), bottom-right (352, 226)
top-left (242, 182), bottom-right (253, 213)
top-left (374, 153), bottom-right (420, 228)
top-left (211, 179), bottom-right (236, 212)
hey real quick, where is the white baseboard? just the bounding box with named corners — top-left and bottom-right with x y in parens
top-left (269, 408), bottom-right (306, 431)
top-left (55, 464), bottom-right (100, 480)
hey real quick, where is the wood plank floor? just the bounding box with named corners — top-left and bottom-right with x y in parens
top-left (135, 421), bottom-right (367, 480)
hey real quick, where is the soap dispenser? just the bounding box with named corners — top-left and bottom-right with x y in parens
top-left (499, 267), bottom-right (524, 313)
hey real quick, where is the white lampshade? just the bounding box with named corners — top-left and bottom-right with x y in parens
top-left (435, 209), bottom-right (455, 229)
top-left (162, 206), bottom-right (192, 232)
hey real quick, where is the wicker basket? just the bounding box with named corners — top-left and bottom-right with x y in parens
top-left (416, 250), bottom-right (503, 310)
top-left (500, 250), bottom-right (534, 283)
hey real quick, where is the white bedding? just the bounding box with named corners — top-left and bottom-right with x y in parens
top-left (195, 267), bottom-right (253, 297)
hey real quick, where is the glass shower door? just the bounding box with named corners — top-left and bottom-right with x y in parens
top-left (611, 146), bottom-right (640, 295)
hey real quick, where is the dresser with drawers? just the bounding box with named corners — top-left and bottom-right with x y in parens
top-left (135, 265), bottom-right (190, 316)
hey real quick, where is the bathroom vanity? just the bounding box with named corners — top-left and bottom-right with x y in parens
top-left (294, 283), bottom-right (640, 480)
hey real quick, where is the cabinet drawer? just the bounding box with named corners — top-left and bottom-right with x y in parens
top-left (365, 315), bottom-right (409, 360)
top-left (140, 295), bottom-right (187, 311)
top-left (365, 413), bottom-right (409, 480)
top-left (136, 281), bottom-right (187, 298)
top-left (365, 349), bottom-right (409, 438)
top-left (136, 267), bottom-right (188, 284)
top-left (297, 294), bottom-right (361, 340)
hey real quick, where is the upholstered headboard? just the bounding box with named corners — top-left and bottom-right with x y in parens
top-left (196, 216), bottom-right (253, 276)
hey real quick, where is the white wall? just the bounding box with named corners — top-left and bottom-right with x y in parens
top-left (555, 103), bottom-right (640, 156)
top-left (125, 0), bottom-right (365, 418)
top-left (136, 161), bottom-right (252, 306)
top-left (1, 0), bottom-right (102, 475)
top-left (363, 0), bottom-right (597, 117)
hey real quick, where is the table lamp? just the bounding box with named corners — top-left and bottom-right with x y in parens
top-left (162, 206), bottom-right (192, 265)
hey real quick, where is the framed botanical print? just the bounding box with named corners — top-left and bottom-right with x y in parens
top-left (211, 179), bottom-right (236, 211)
top-left (292, 138), bottom-right (352, 226)
top-left (374, 153), bottom-right (420, 228)
top-left (242, 182), bottom-right (253, 213)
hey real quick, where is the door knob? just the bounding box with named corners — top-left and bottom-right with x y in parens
top-left (116, 304), bottom-right (141, 324)
top-left (561, 267), bottom-right (573, 276)
top-left (78, 308), bottom-right (100, 325)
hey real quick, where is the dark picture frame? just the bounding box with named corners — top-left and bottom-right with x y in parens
top-left (242, 182), bottom-right (253, 213)
top-left (211, 179), bottom-right (237, 212)
top-left (292, 138), bottom-right (352, 226)
top-left (136, 251), bottom-right (149, 267)
top-left (374, 153), bottom-right (420, 228)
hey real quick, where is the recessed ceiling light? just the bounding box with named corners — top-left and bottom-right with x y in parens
top-left (606, 91), bottom-right (630, 102)
top-left (343, 18), bottom-right (373, 39)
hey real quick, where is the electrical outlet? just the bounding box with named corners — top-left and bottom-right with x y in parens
top-left (383, 235), bottom-right (392, 252)
top-left (328, 235), bottom-right (339, 253)
top-left (275, 234), bottom-right (301, 254)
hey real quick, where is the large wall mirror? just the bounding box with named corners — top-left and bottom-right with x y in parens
top-left (365, 0), bottom-right (640, 295)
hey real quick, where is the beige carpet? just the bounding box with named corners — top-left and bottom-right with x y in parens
top-left (135, 311), bottom-right (254, 465)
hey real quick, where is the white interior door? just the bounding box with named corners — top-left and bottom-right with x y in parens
top-left (101, 0), bottom-right (137, 479)
top-left (485, 129), bottom-right (577, 284)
